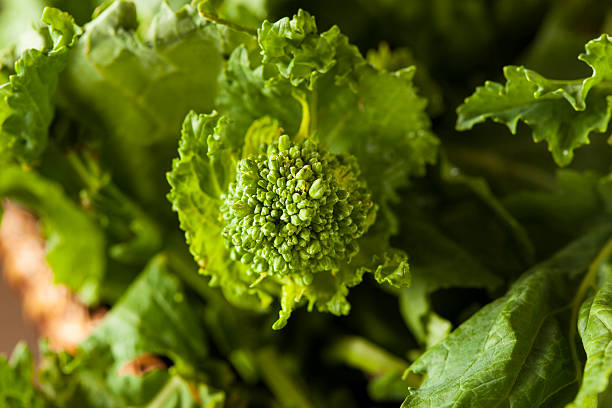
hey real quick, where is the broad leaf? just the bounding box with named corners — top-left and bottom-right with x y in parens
top-left (0, 166), bottom-right (105, 303)
top-left (403, 224), bottom-right (612, 407)
top-left (569, 272), bottom-right (612, 407)
top-left (58, 0), bottom-right (224, 209)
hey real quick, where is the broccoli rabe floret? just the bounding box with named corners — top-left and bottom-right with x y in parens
top-left (221, 135), bottom-right (375, 284)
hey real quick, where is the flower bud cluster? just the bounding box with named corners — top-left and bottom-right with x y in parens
top-left (221, 135), bottom-right (375, 284)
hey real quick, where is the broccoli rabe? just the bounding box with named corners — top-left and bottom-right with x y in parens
top-left (221, 134), bottom-right (376, 285)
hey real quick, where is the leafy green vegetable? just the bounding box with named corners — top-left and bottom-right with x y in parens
top-left (0, 165), bottom-right (105, 303)
top-left (0, 7), bottom-right (80, 164)
top-left (403, 224), bottom-right (612, 407)
top-left (457, 34), bottom-right (612, 166)
top-left (38, 256), bottom-right (230, 408)
top-left (3, 1), bottom-right (612, 407)
top-left (217, 10), bottom-right (438, 232)
top-left (57, 0), bottom-right (224, 209)
top-left (169, 10), bottom-right (431, 329)
top-left (1, 343), bottom-right (52, 408)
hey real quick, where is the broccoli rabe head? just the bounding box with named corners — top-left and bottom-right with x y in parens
top-left (221, 134), bottom-right (376, 283)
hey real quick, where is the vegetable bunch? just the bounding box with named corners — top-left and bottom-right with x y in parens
top-left (1, 0), bottom-right (612, 407)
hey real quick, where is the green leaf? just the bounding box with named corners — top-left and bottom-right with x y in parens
top-left (218, 10), bottom-right (438, 232)
top-left (167, 111), bottom-right (274, 313)
top-left (40, 256), bottom-right (227, 408)
top-left (441, 158), bottom-right (535, 264)
top-left (0, 7), bottom-right (81, 164)
top-left (81, 255), bottom-right (208, 370)
top-left (402, 224), bottom-right (612, 408)
top-left (0, 343), bottom-right (52, 408)
top-left (394, 198), bottom-right (504, 348)
top-left (569, 273), bottom-right (612, 407)
top-left (0, 166), bottom-right (105, 303)
top-left (457, 34), bottom-right (612, 167)
top-left (58, 0), bottom-right (224, 209)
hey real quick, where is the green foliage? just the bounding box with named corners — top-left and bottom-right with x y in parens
top-left (0, 166), bottom-right (105, 303)
top-left (217, 10), bottom-right (438, 232)
top-left (569, 268), bottom-right (612, 407)
top-left (3, 1), bottom-right (612, 407)
top-left (0, 7), bottom-right (81, 164)
top-left (457, 35), bottom-right (612, 167)
top-left (169, 10), bottom-right (426, 329)
top-left (403, 225), bottom-right (612, 407)
top-left (38, 256), bottom-right (231, 408)
top-left (57, 0), bottom-right (224, 210)
top-left (1, 343), bottom-right (52, 408)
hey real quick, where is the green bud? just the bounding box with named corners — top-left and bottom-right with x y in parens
top-left (278, 135), bottom-right (290, 151)
top-left (221, 135), bottom-right (375, 282)
top-left (309, 179), bottom-right (326, 199)
top-left (296, 165), bottom-right (313, 180)
top-left (232, 203), bottom-right (251, 217)
top-left (299, 208), bottom-right (313, 221)
top-left (262, 221), bottom-right (277, 235)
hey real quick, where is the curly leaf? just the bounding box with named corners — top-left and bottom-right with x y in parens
top-left (167, 111), bottom-right (274, 313)
top-left (457, 34), bottom-right (612, 167)
top-left (0, 7), bottom-right (81, 164)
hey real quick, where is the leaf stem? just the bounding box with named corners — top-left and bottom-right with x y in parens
top-left (568, 234), bottom-right (612, 381)
top-left (293, 91), bottom-right (311, 142)
top-left (255, 348), bottom-right (314, 408)
top-left (326, 336), bottom-right (421, 387)
top-left (198, 5), bottom-right (257, 36)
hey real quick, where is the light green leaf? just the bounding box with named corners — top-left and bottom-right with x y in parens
top-left (167, 111), bottom-right (274, 313)
top-left (0, 343), bottom-right (52, 408)
top-left (39, 256), bottom-right (228, 408)
top-left (82, 255), bottom-right (208, 369)
top-left (457, 34), bottom-right (612, 166)
top-left (0, 166), bottom-right (105, 303)
top-left (569, 274), bottom-right (612, 407)
top-left (403, 224), bottom-right (612, 407)
top-left (58, 0), bottom-right (224, 209)
top-left (0, 7), bottom-right (81, 164)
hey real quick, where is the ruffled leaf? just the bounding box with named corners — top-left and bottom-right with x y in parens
top-left (0, 7), bottom-right (81, 164)
top-left (167, 111), bottom-right (274, 313)
top-left (457, 34), bottom-right (612, 167)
